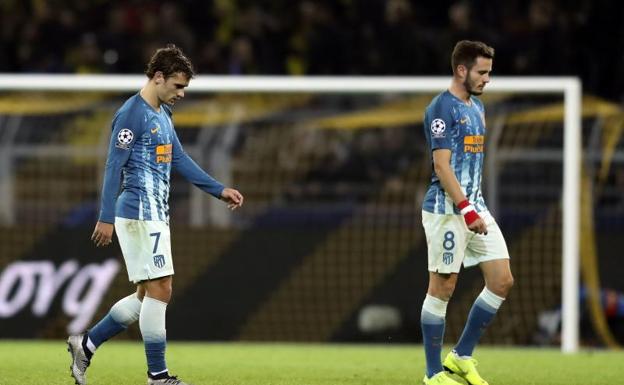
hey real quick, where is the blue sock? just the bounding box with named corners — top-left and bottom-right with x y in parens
top-left (140, 297), bottom-right (168, 375)
top-left (87, 314), bottom-right (126, 348)
top-left (421, 295), bottom-right (448, 378)
top-left (145, 341), bottom-right (167, 375)
top-left (454, 288), bottom-right (504, 357)
top-left (86, 293), bottom-right (142, 356)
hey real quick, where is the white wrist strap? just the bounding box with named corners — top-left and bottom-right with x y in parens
top-left (460, 204), bottom-right (475, 215)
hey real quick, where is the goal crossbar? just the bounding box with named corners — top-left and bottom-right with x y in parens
top-left (0, 74), bottom-right (582, 353)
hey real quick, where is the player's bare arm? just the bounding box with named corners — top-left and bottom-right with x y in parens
top-left (91, 221), bottom-right (114, 247)
top-left (221, 187), bottom-right (244, 210)
top-left (432, 149), bottom-right (487, 234)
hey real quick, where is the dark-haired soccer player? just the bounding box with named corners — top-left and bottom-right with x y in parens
top-left (420, 40), bottom-right (514, 385)
top-left (67, 44), bottom-right (243, 385)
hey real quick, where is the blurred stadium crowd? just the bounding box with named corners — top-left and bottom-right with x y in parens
top-left (0, 0), bottom-right (621, 100)
top-left (1, 1), bottom-right (624, 347)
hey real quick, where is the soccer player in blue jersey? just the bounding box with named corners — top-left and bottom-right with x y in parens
top-left (67, 44), bottom-right (244, 385)
top-left (420, 41), bottom-right (514, 385)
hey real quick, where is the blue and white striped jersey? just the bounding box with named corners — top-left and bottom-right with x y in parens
top-left (422, 90), bottom-right (488, 214)
top-left (98, 93), bottom-right (224, 224)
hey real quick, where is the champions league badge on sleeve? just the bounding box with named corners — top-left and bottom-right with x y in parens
top-left (115, 128), bottom-right (134, 150)
top-left (430, 118), bottom-right (446, 138)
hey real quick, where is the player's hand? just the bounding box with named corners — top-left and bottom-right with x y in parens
top-left (457, 199), bottom-right (488, 235)
top-left (468, 217), bottom-right (488, 235)
top-left (221, 187), bottom-right (244, 210)
top-left (91, 221), bottom-right (114, 247)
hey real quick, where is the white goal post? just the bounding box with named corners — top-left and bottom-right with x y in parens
top-left (0, 74), bottom-right (582, 353)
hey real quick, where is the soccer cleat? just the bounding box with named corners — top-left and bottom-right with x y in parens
top-left (443, 351), bottom-right (489, 385)
top-left (67, 334), bottom-right (90, 385)
top-left (423, 371), bottom-right (464, 385)
top-left (147, 373), bottom-right (192, 385)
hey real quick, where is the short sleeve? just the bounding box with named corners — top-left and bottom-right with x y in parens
top-left (426, 98), bottom-right (455, 151)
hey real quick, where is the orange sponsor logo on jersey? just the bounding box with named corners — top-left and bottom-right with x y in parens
top-left (156, 144), bottom-right (172, 163)
top-left (464, 135), bottom-right (484, 153)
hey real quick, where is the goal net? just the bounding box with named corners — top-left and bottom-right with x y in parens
top-left (0, 75), bottom-right (592, 352)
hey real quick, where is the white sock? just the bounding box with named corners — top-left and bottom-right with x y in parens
top-left (479, 287), bottom-right (505, 310)
top-left (86, 337), bottom-right (96, 353)
top-left (140, 296), bottom-right (167, 342)
top-left (453, 350), bottom-right (472, 360)
top-left (110, 293), bottom-right (142, 326)
top-left (422, 294), bottom-right (449, 318)
top-left (140, 296), bottom-right (168, 375)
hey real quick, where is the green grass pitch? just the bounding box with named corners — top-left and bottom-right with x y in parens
top-left (1, 340), bottom-right (623, 384)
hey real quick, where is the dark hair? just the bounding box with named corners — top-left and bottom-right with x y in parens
top-left (145, 44), bottom-right (195, 79)
top-left (451, 40), bottom-right (494, 74)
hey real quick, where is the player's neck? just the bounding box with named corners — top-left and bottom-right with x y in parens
top-left (448, 82), bottom-right (471, 104)
top-left (139, 85), bottom-right (162, 112)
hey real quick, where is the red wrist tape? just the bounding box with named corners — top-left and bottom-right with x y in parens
top-left (457, 200), bottom-right (480, 225)
top-left (463, 210), bottom-right (480, 225)
top-left (457, 200), bottom-right (470, 210)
